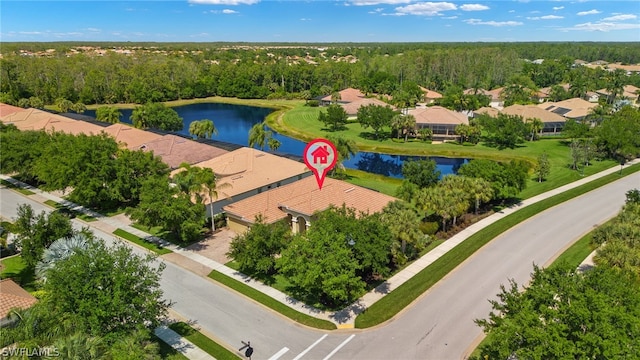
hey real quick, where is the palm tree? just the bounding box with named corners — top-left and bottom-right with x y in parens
top-left (189, 119), bottom-right (218, 139)
top-left (71, 102), bottom-right (86, 114)
top-left (526, 117), bottom-right (544, 141)
top-left (196, 167), bottom-right (231, 232)
top-left (604, 69), bottom-right (625, 104)
top-left (402, 114), bottom-right (416, 142)
top-left (248, 122), bottom-right (271, 150)
top-left (172, 163), bottom-right (206, 204)
top-left (267, 137), bottom-right (281, 151)
top-left (466, 177), bottom-right (493, 214)
top-left (53, 332), bottom-right (107, 359)
top-left (327, 135), bottom-right (358, 174)
top-left (95, 106), bottom-right (121, 124)
top-left (35, 233), bottom-right (90, 282)
top-left (55, 98), bottom-right (74, 113)
top-left (391, 114), bottom-right (404, 140)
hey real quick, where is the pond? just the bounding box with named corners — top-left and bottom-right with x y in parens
top-left (84, 103), bottom-right (468, 178)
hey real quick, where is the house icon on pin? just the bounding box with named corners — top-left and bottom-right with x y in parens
top-left (311, 145), bottom-right (330, 164)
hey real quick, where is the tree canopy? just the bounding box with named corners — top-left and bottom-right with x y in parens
top-left (130, 102), bottom-right (183, 131)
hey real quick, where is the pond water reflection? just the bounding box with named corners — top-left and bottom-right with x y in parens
top-left (85, 103), bottom-right (468, 178)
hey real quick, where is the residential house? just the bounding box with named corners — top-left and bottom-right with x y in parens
top-left (340, 97), bottom-right (393, 117)
top-left (0, 103), bottom-right (26, 118)
top-left (539, 98), bottom-right (599, 121)
top-left (137, 134), bottom-right (228, 169)
top-left (464, 88), bottom-right (503, 109)
top-left (319, 87), bottom-right (365, 105)
top-left (502, 104), bottom-right (567, 134)
top-left (101, 123), bottom-right (163, 150)
top-left (0, 108), bottom-right (103, 135)
top-left (0, 279), bottom-right (37, 327)
top-left (223, 176), bottom-right (396, 234)
top-left (472, 106), bottom-right (500, 118)
top-left (584, 91), bottom-right (600, 103)
top-left (419, 87), bottom-right (443, 104)
top-left (173, 147), bottom-right (311, 215)
top-left (408, 106), bottom-right (469, 139)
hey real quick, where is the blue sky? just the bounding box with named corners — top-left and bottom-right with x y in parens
top-left (1, 1), bottom-right (639, 42)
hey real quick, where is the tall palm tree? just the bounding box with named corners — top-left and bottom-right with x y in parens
top-left (196, 167), bottom-right (231, 232)
top-left (327, 135), bottom-right (358, 174)
top-left (402, 114), bottom-right (416, 142)
top-left (267, 137), bottom-right (281, 151)
top-left (55, 98), bottom-right (74, 113)
top-left (466, 177), bottom-right (494, 214)
top-left (35, 233), bottom-right (90, 282)
top-left (53, 332), bottom-right (107, 359)
top-left (172, 163), bottom-right (206, 204)
top-left (95, 106), bottom-right (121, 124)
top-left (526, 117), bottom-right (544, 141)
top-left (189, 119), bottom-right (218, 139)
top-left (248, 122), bottom-right (271, 150)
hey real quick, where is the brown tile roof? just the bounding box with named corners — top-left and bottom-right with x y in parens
top-left (539, 98), bottom-right (598, 119)
top-left (0, 279), bottom-right (37, 320)
top-left (0, 103), bottom-right (26, 117)
top-left (224, 176), bottom-right (396, 224)
top-left (42, 118), bottom-right (104, 135)
top-left (321, 87), bottom-right (365, 103)
top-left (138, 135), bottom-right (228, 169)
top-left (0, 108), bottom-right (103, 135)
top-left (176, 147), bottom-right (309, 199)
top-left (419, 87), bottom-right (443, 99)
top-left (409, 106), bottom-right (469, 125)
top-left (502, 104), bottom-right (566, 123)
top-left (101, 123), bottom-right (163, 150)
top-left (623, 85), bottom-right (639, 99)
top-left (487, 87), bottom-right (504, 101)
top-left (341, 97), bottom-right (393, 115)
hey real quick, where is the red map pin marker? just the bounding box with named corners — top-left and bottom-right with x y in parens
top-left (303, 138), bottom-right (338, 190)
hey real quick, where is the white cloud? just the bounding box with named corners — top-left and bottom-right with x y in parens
top-left (19, 31), bottom-right (44, 35)
top-left (563, 21), bottom-right (640, 32)
top-left (188, 0), bottom-right (259, 5)
top-left (577, 9), bottom-right (601, 16)
top-left (602, 14), bottom-right (637, 21)
top-left (464, 18), bottom-right (523, 26)
top-left (460, 4), bottom-right (489, 11)
top-left (348, 0), bottom-right (411, 5)
top-left (552, 6), bottom-right (564, 11)
top-left (395, 2), bottom-right (457, 16)
top-left (527, 15), bottom-right (563, 20)
top-left (300, 18), bottom-right (311, 21)
top-left (222, 9), bottom-right (237, 13)
top-left (86, 28), bottom-right (101, 32)
top-left (508, 10), bottom-right (515, 13)
top-left (442, 16), bottom-right (458, 19)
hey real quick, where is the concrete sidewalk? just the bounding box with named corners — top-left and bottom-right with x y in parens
top-left (155, 326), bottom-right (216, 360)
top-left (2, 158), bottom-right (638, 328)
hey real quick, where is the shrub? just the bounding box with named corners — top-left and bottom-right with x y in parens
top-left (306, 100), bottom-right (320, 107)
top-left (419, 221), bottom-right (440, 235)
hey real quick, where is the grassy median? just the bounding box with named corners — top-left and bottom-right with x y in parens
top-left (113, 228), bottom-right (173, 255)
top-left (354, 163), bottom-right (640, 328)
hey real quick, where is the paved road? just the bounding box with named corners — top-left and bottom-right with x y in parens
top-left (2, 171), bottom-right (639, 359)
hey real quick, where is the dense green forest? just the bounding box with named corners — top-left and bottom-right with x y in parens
top-left (1, 42), bottom-right (639, 105)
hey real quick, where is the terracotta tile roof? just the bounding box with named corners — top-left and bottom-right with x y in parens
top-left (473, 107), bottom-right (500, 117)
top-left (341, 97), bottom-right (393, 115)
top-left (42, 118), bottom-right (104, 135)
top-left (224, 176), bottom-right (396, 223)
top-left (539, 98), bottom-right (598, 119)
top-left (409, 106), bottom-right (469, 125)
top-left (623, 85), bottom-right (639, 99)
top-left (0, 279), bottom-right (37, 320)
top-left (176, 147), bottom-right (309, 199)
top-left (0, 103), bottom-right (26, 117)
top-left (487, 87), bottom-right (504, 101)
top-left (321, 88), bottom-right (365, 103)
top-left (502, 104), bottom-right (565, 123)
top-left (137, 134), bottom-right (228, 169)
top-left (0, 108), bottom-right (59, 130)
top-left (101, 123), bottom-right (163, 150)
top-left (419, 87), bottom-right (443, 99)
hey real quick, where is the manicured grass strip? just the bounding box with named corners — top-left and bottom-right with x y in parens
top-left (44, 199), bottom-right (97, 222)
top-left (355, 163), bottom-right (640, 328)
top-left (1, 179), bottom-right (35, 195)
top-left (208, 270), bottom-right (337, 330)
top-left (169, 322), bottom-right (241, 360)
top-left (342, 169), bottom-right (402, 197)
top-left (113, 228), bottom-right (172, 255)
top-left (0, 256), bottom-right (37, 292)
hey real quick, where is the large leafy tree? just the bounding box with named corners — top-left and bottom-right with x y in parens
top-left (591, 201), bottom-right (640, 276)
top-left (478, 113), bottom-right (528, 149)
top-left (44, 238), bottom-right (169, 339)
top-left (127, 175), bottom-right (205, 243)
top-left (111, 149), bottom-right (169, 208)
top-left (475, 264), bottom-right (640, 359)
top-left (228, 216), bottom-right (292, 276)
top-left (318, 104), bottom-right (348, 131)
top-left (0, 129), bottom-right (51, 183)
top-left (357, 104), bottom-right (396, 139)
top-left (535, 152), bottom-right (551, 182)
top-left (401, 159), bottom-right (441, 189)
top-left (594, 106), bottom-right (640, 161)
top-left (12, 203), bottom-right (75, 268)
top-left (458, 159), bottom-right (529, 201)
top-left (130, 102), bottom-right (183, 131)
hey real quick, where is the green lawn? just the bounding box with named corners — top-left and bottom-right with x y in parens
top-left (1, 179), bottom-right (35, 195)
top-left (154, 334), bottom-right (189, 360)
top-left (0, 256), bottom-right (38, 292)
top-left (340, 169), bottom-right (403, 197)
top-left (168, 322), bottom-right (242, 360)
top-left (113, 228), bottom-right (172, 255)
top-left (354, 163), bottom-right (640, 328)
top-left (208, 270), bottom-right (337, 330)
